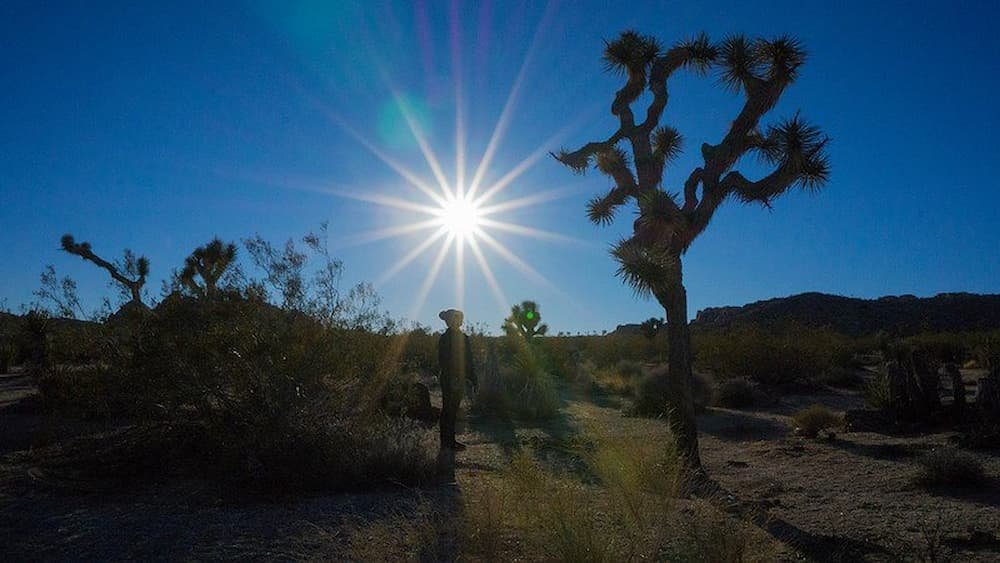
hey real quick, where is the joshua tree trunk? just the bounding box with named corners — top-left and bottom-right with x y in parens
top-left (656, 254), bottom-right (700, 466)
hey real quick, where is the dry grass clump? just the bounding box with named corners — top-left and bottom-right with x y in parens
top-left (912, 446), bottom-right (986, 489)
top-left (589, 359), bottom-right (644, 396)
top-left (791, 404), bottom-right (842, 438)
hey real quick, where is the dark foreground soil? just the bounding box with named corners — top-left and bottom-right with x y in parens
top-left (2, 372), bottom-right (998, 561)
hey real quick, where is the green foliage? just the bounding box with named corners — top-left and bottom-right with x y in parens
top-left (913, 447), bottom-right (986, 489)
top-left (791, 404), bottom-right (842, 438)
top-left (179, 238), bottom-right (238, 298)
top-left (502, 300), bottom-right (548, 339)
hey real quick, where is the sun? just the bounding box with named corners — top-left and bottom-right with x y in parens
top-left (296, 8), bottom-right (584, 320)
top-left (436, 194), bottom-right (482, 239)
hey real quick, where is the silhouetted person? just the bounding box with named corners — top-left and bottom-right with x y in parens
top-left (437, 308), bottom-right (475, 452)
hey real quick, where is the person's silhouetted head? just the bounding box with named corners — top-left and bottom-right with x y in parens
top-left (438, 308), bottom-right (464, 330)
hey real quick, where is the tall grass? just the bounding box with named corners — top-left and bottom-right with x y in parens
top-left (454, 429), bottom-right (776, 562)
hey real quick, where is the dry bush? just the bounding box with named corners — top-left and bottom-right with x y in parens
top-left (791, 404), bottom-right (842, 438)
top-left (912, 446), bottom-right (986, 489)
top-left (715, 378), bottom-right (756, 409)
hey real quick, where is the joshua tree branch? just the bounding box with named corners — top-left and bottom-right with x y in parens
top-left (682, 168), bottom-right (703, 212)
top-left (61, 235), bottom-right (147, 304)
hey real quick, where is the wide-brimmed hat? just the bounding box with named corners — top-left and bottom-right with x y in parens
top-left (438, 309), bottom-right (464, 325)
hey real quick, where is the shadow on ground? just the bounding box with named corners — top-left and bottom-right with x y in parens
top-left (699, 408), bottom-right (789, 442)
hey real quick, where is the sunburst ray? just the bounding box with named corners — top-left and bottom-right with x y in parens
top-left (377, 226), bottom-right (449, 285)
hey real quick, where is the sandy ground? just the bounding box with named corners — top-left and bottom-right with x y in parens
top-left (2, 373), bottom-right (999, 561)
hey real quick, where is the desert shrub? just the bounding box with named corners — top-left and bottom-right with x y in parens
top-left (472, 338), bottom-right (559, 420)
top-left (628, 366), bottom-right (711, 417)
top-left (615, 359), bottom-right (644, 379)
top-left (817, 366), bottom-right (865, 388)
top-left (507, 346), bottom-right (560, 419)
top-left (912, 446), bottom-right (986, 489)
top-left (864, 371), bottom-right (893, 410)
top-left (691, 371), bottom-right (714, 413)
top-left (695, 325), bottom-right (853, 386)
top-left (36, 295), bottom-right (435, 491)
top-left (903, 333), bottom-right (968, 365)
top-left (791, 404), bottom-right (842, 438)
top-left (471, 349), bottom-right (512, 419)
top-left (715, 378), bottom-right (756, 409)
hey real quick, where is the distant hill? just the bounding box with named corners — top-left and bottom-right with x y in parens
top-left (691, 292), bottom-right (1000, 336)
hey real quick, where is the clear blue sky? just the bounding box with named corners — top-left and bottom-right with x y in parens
top-left (2, 1), bottom-right (998, 333)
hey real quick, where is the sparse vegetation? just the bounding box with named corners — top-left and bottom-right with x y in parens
top-left (912, 446), bottom-right (986, 489)
top-left (696, 325), bottom-right (853, 386)
top-left (864, 370), bottom-right (893, 410)
top-left (791, 404), bottom-right (842, 438)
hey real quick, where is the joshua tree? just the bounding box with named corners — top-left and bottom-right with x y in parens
top-left (180, 238), bottom-right (238, 299)
top-left (503, 300), bottom-right (549, 340)
top-left (61, 234), bottom-right (149, 307)
top-left (640, 317), bottom-right (663, 340)
top-left (555, 31), bottom-right (830, 466)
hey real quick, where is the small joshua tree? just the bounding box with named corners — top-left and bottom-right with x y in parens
top-left (61, 234), bottom-right (149, 307)
top-left (555, 31), bottom-right (830, 466)
top-left (180, 238), bottom-right (238, 299)
top-left (503, 300), bottom-right (549, 340)
top-left (640, 317), bottom-right (663, 340)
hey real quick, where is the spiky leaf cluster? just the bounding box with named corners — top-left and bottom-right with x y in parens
top-left (755, 113), bottom-right (830, 189)
top-left (718, 34), bottom-right (807, 92)
top-left (610, 238), bottom-right (676, 298)
top-left (603, 30), bottom-right (661, 76)
top-left (180, 238), bottom-right (238, 298)
top-left (503, 300), bottom-right (548, 339)
top-left (675, 32), bottom-right (717, 74)
top-left (652, 126), bottom-right (683, 163)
